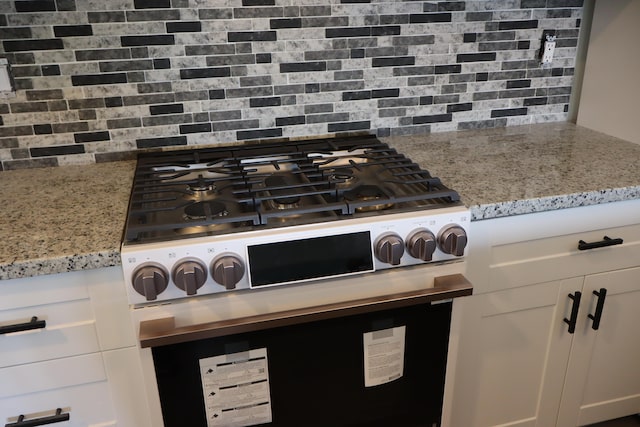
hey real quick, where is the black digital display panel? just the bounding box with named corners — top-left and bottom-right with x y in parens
top-left (248, 232), bottom-right (374, 286)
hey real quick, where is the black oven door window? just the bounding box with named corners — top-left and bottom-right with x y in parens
top-left (152, 302), bottom-right (452, 427)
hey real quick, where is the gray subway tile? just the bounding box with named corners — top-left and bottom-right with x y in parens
top-left (0, 0), bottom-right (584, 167)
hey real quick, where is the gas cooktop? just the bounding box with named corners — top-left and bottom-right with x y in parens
top-left (121, 135), bottom-right (469, 304)
top-left (123, 135), bottom-right (462, 245)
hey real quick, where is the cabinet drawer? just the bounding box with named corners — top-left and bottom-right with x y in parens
top-left (468, 200), bottom-right (640, 294)
top-left (0, 353), bottom-right (116, 427)
top-left (0, 299), bottom-right (99, 368)
top-left (0, 271), bottom-right (90, 311)
top-left (489, 223), bottom-right (640, 291)
top-left (0, 268), bottom-right (138, 365)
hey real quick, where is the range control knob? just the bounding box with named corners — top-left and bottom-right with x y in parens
top-left (172, 259), bottom-right (207, 295)
top-left (375, 234), bottom-right (405, 266)
top-left (406, 229), bottom-right (437, 261)
top-left (438, 225), bottom-right (468, 257)
top-left (132, 264), bottom-right (169, 301)
top-left (211, 255), bottom-right (245, 290)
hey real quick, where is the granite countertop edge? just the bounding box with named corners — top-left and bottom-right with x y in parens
top-left (469, 187), bottom-right (640, 221)
top-left (2, 122), bottom-right (639, 281)
top-left (2, 250), bottom-right (122, 281)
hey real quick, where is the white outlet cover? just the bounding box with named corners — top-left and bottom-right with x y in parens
top-left (0, 58), bottom-right (14, 93)
top-left (542, 41), bottom-right (556, 64)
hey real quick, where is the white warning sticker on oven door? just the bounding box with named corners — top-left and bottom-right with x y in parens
top-left (199, 348), bottom-right (272, 427)
top-left (363, 325), bottom-right (406, 387)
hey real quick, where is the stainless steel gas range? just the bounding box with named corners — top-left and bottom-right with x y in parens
top-left (121, 135), bottom-right (472, 427)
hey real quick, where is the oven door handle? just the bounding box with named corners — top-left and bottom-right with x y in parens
top-left (139, 273), bottom-right (473, 348)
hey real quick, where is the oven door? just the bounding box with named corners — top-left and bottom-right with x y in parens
top-left (153, 302), bottom-right (450, 427)
top-left (137, 273), bottom-right (471, 427)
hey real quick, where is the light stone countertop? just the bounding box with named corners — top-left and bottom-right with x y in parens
top-left (1, 122), bottom-right (639, 280)
top-left (0, 161), bottom-right (135, 280)
top-left (383, 122), bottom-right (640, 219)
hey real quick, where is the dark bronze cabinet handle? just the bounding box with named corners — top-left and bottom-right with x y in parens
top-left (587, 288), bottom-right (607, 330)
top-left (5, 408), bottom-right (69, 427)
top-left (563, 291), bottom-right (582, 334)
top-left (0, 316), bottom-right (46, 335)
top-left (578, 236), bottom-right (623, 251)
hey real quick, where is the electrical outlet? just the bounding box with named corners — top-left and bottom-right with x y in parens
top-left (541, 37), bottom-right (556, 64)
top-left (539, 31), bottom-right (557, 68)
top-left (0, 58), bottom-right (14, 92)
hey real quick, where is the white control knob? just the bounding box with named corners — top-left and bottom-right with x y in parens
top-left (172, 259), bottom-right (207, 295)
top-left (132, 264), bottom-right (169, 301)
top-left (375, 234), bottom-right (404, 265)
top-left (211, 255), bottom-right (245, 290)
top-left (438, 225), bottom-right (468, 257)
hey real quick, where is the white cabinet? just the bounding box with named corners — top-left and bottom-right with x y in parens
top-left (0, 267), bottom-right (151, 427)
top-left (558, 267), bottom-right (640, 426)
top-left (0, 354), bottom-right (117, 427)
top-left (444, 199), bottom-right (640, 427)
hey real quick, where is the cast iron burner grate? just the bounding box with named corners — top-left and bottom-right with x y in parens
top-left (123, 135), bottom-right (461, 244)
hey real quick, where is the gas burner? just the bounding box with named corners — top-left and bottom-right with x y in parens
top-left (267, 198), bottom-right (300, 210)
top-left (184, 187), bottom-right (217, 201)
top-left (343, 184), bottom-right (394, 212)
top-left (183, 176), bottom-right (217, 199)
top-left (188, 182), bottom-right (215, 193)
top-left (265, 175), bottom-right (301, 209)
top-left (183, 201), bottom-right (228, 221)
top-left (327, 168), bottom-right (354, 184)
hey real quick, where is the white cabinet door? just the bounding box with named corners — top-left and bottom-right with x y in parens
top-left (448, 278), bottom-right (583, 427)
top-left (445, 200), bottom-right (640, 427)
top-left (557, 266), bottom-right (640, 427)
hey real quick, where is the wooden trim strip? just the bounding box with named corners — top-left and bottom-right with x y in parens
top-left (139, 273), bottom-right (472, 348)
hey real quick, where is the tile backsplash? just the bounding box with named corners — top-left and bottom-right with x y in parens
top-left (0, 0), bottom-right (583, 170)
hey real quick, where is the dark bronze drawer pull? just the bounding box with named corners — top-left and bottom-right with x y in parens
top-left (587, 288), bottom-right (607, 330)
top-left (0, 316), bottom-right (46, 335)
top-left (577, 236), bottom-right (623, 251)
top-left (563, 291), bottom-right (582, 334)
top-left (5, 408), bottom-right (69, 427)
